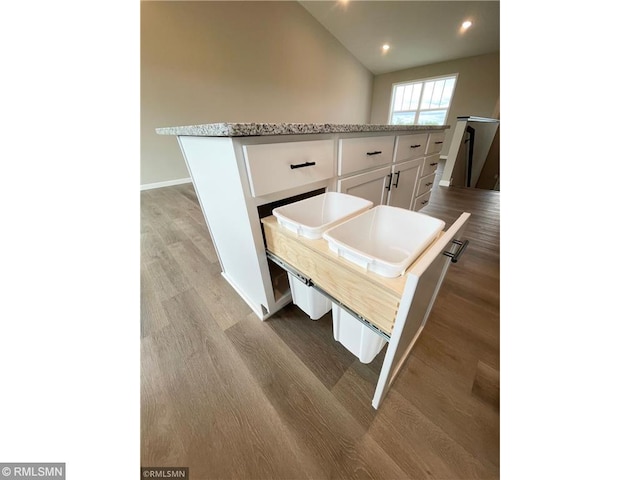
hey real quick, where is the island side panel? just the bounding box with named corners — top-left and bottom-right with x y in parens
top-left (178, 136), bottom-right (271, 317)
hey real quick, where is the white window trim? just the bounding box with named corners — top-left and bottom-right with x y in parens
top-left (388, 73), bottom-right (459, 126)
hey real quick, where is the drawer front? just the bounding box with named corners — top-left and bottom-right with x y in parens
top-left (422, 154), bottom-right (439, 177)
top-left (394, 133), bottom-right (428, 163)
top-left (426, 132), bottom-right (446, 155)
top-left (338, 135), bottom-right (395, 176)
top-left (412, 189), bottom-right (433, 211)
top-left (243, 140), bottom-right (334, 197)
top-left (415, 172), bottom-right (436, 197)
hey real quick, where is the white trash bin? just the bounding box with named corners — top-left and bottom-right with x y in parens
top-left (332, 303), bottom-right (387, 363)
top-left (288, 273), bottom-right (331, 320)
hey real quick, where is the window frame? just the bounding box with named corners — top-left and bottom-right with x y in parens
top-left (388, 73), bottom-right (459, 126)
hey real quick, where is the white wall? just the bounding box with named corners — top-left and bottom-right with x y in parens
top-left (141, 1), bottom-right (373, 187)
top-left (369, 52), bottom-right (499, 156)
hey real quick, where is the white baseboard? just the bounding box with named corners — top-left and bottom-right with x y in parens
top-left (439, 179), bottom-right (451, 187)
top-left (140, 177), bottom-right (192, 191)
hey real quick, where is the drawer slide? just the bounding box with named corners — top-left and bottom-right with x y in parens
top-left (266, 250), bottom-right (391, 341)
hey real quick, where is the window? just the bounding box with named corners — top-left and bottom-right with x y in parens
top-left (389, 75), bottom-right (457, 126)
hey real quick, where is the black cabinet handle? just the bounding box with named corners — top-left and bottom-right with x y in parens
top-left (393, 171), bottom-right (400, 188)
top-left (385, 173), bottom-right (393, 190)
top-left (410, 144), bottom-right (422, 148)
top-left (435, 141), bottom-right (443, 144)
top-left (430, 162), bottom-right (438, 166)
top-left (443, 239), bottom-right (469, 263)
top-left (290, 161), bottom-right (316, 169)
top-left (366, 151), bottom-right (382, 156)
top-left (421, 200), bottom-right (428, 205)
top-left (425, 182), bottom-right (432, 187)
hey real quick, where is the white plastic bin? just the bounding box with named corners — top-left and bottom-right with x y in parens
top-left (272, 192), bottom-right (373, 240)
top-left (332, 303), bottom-right (387, 363)
top-left (288, 273), bottom-right (331, 320)
top-left (323, 205), bottom-right (445, 278)
top-left (273, 192), bottom-right (372, 319)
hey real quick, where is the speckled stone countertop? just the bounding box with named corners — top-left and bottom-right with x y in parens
top-left (155, 123), bottom-right (449, 137)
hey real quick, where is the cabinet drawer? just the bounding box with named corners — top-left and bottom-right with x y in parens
top-left (394, 133), bottom-right (428, 163)
top-left (426, 132), bottom-right (446, 155)
top-left (243, 140), bottom-right (334, 197)
top-left (415, 172), bottom-right (436, 197)
top-left (338, 135), bottom-right (395, 176)
top-left (422, 154), bottom-right (439, 177)
top-left (413, 189), bottom-right (433, 211)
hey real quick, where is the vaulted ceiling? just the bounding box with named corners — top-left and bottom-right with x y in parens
top-left (299, 1), bottom-right (500, 75)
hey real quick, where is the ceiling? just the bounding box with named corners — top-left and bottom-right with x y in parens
top-left (298, 1), bottom-right (500, 75)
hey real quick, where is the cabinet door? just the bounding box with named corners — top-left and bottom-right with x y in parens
top-left (387, 158), bottom-right (422, 209)
top-left (372, 212), bottom-right (471, 409)
top-left (337, 166), bottom-right (390, 207)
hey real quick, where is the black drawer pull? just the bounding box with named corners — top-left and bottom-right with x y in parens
top-left (410, 144), bottom-right (422, 148)
top-left (425, 182), bottom-right (432, 187)
top-left (421, 200), bottom-right (428, 205)
top-left (366, 151), bottom-right (382, 156)
top-left (430, 162), bottom-right (438, 166)
top-left (385, 173), bottom-right (393, 191)
top-left (443, 239), bottom-right (469, 263)
top-left (435, 141), bottom-right (443, 144)
top-left (393, 171), bottom-right (400, 188)
top-left (290, 161), bottom-right (316, 170)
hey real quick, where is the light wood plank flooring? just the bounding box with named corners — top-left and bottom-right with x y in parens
top-left (141, 180), bottom-right (500, 479)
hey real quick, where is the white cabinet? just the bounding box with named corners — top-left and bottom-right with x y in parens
top-left (426, 131), bottom-right (445, 154)
top-left (421, 154), bottom-right (439, 177)
top-left (336, 166), bottom-right (391, 206)
top-left (411, 135), bottom-right (445, 211)
top-left (415, 172), bottom-right (436, 198)
top-left (387, 158), bottom-right (422, 209)
top-left (173, 127), bottom-right (447, 322)
top-left (337, 133), bottom-right (433, 210)
top-left (337, 159), bottom-right (420, 210)
top-left (163, 124), bottom-right (456, 410)
top-left (243, 140), bottom-right (334, 197)
top-left (338, 135), bottom-right (395, 175)
top-left (394, 133), bottom-right (428, 163)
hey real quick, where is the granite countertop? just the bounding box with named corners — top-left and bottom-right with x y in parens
top-left (155, 122), bottom-right (449, 137)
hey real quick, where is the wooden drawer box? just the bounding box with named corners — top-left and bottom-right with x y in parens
top-left (338, 135), bottom-right (395, 176)
top-left (243, 139), bottom-right (334, 197)
top-left (262, 215), bottom-right (404, 335)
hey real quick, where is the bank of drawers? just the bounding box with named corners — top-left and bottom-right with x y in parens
top-left (242, 131), bottom-right (446, 202)
top-left (412, 132), bottom-right (444, 211)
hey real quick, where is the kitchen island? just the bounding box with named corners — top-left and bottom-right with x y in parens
top-left (157, 122), bottom-right (469, 408)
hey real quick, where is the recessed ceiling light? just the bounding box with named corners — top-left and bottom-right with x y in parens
top-left (382, 44), bottom-right (390, 51)
top-left (461, 20), bottom-right (472, 30)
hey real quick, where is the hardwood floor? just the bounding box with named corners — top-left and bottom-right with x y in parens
top-left (141, 180), bottom-right (500, 479)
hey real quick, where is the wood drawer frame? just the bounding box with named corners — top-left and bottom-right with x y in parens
top-left (262, 212), bottom-right (471, 409)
